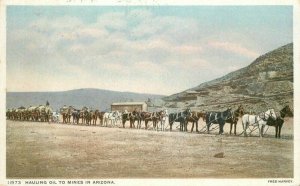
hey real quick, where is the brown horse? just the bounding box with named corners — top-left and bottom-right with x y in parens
top-left (140, 111), bottom-right (164, 130)
top-left (188, 111), bottom-right (206, 133)
top-left (98, 111), bottom-right (105, 126)
top-left (28, 106), bottom-right (39, 121)
top-left (122, 111), bottom-right (138, 128)
top-left (80, 107), bottom-right (89, 124)
top-left (6, 109), bottom-right (12, 120)
top-left (121, 111), bottom-right (130, 128)
top-left (226, 105), bottom-right (244, 135)
top-left (133, 111), bottom-right (143, 129)
top-left (140, 112), bottom-right (152, 129)
top-left (85, 110), bottom-right (93, 125)
top-left (169, 108), bottom-right (192, 132)
top-left (72, 109), bottom-right (81, 124)
top-left (152, 110), bottom-right (165, 130)
top-left (60, 106), bottom-right (74, 124)
top-left (89, 109), bottom-right (99, 126)
top-left (266, 105), bottom-right (293, 138)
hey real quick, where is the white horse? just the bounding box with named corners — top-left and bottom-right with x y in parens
top-left (103, 111), bottom-right (122, 127)
top-left (242, 109), bottom-right (277, 137)
top-left (51, 112), bottom-right (60, 123)
top-left (157, 109), bottom-right (168, 131)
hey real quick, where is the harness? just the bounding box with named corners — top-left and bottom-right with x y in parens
top-left (249, 111), bottom-right (273, 126)
top-left (141, 111), bottom-right (156, 120)
top-left (169, 112), bottom-right (186, 124)
top-left (239, 109), bottom-right (276, 136)
top-left (144, 115), bottom-right (153, 120)
top-left (189, 113), bottom-right (199, 122)
top-left (207, 110), bottom-right (232, 125)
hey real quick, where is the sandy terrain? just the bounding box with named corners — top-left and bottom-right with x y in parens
top-left (6, 118), bottom-right (293, 178)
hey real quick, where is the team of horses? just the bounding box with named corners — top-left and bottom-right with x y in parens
top-left (6, 104), bottom-right (293, 138)
top-left (6, 105), bottom-right (53, 122)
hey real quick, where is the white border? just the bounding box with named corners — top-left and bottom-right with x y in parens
top-left (0, 0), bottom-right (7, 184)
top-left (293, 0), bottom-right (300, 185)
top-left (1, 1), bottom-right (299, 186)
top-left (1, 0), bottom-right (297, 6)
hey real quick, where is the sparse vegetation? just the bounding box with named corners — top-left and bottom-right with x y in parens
top-left (163, 43), bottom-right (293, 113)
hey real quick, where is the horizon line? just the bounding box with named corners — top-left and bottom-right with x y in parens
top-left (6, 88), bottom-right (167, 96)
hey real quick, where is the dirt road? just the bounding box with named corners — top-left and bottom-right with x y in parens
top-left (6, 119), bottom-right (293, 178)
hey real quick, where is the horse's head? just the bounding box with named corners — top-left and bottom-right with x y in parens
top-left (225, 108), bottom-right (233, 120)
top-left (163, 109), bottom-right (168, 116)
top-left (237, 105), bottom-right (244, 117)
top-left (184, 108), bottom-right (192, 117)
top-left (159, 109), bottom-right (167, 116)
top-left (266, 109), bottom-right (277, 120)
top-left (113, 111), bottom-right (121, 119)
top-left (282, 105), bottom-right (293, 117)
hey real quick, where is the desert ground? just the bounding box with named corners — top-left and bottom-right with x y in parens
top-left (6, 118), bottom-right (293, 178)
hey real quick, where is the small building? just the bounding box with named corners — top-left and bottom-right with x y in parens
top-left (111, 102), bottom-right (147, 112)
top-left (185, 90), bottom-right (199, 95)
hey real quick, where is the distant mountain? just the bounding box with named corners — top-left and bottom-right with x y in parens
top-left (163, 43), bottom-right (293, 113)
top-left (6, 88), bottom-right (164, 111)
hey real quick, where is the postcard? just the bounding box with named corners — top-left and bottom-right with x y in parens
top-left (1, 0), bottom-right (299, 186)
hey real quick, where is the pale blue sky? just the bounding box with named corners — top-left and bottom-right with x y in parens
top-left (7, 6), bottom-right (293, 95)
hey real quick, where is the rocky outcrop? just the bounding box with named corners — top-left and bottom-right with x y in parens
top-left (163, 43), bottom-right (293, 113)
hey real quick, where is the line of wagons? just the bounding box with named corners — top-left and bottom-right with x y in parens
top-left (6, 104), bottom-right (292, 138)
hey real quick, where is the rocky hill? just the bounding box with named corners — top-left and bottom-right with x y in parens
top-left (162, 43), bottom-right (293, 113)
